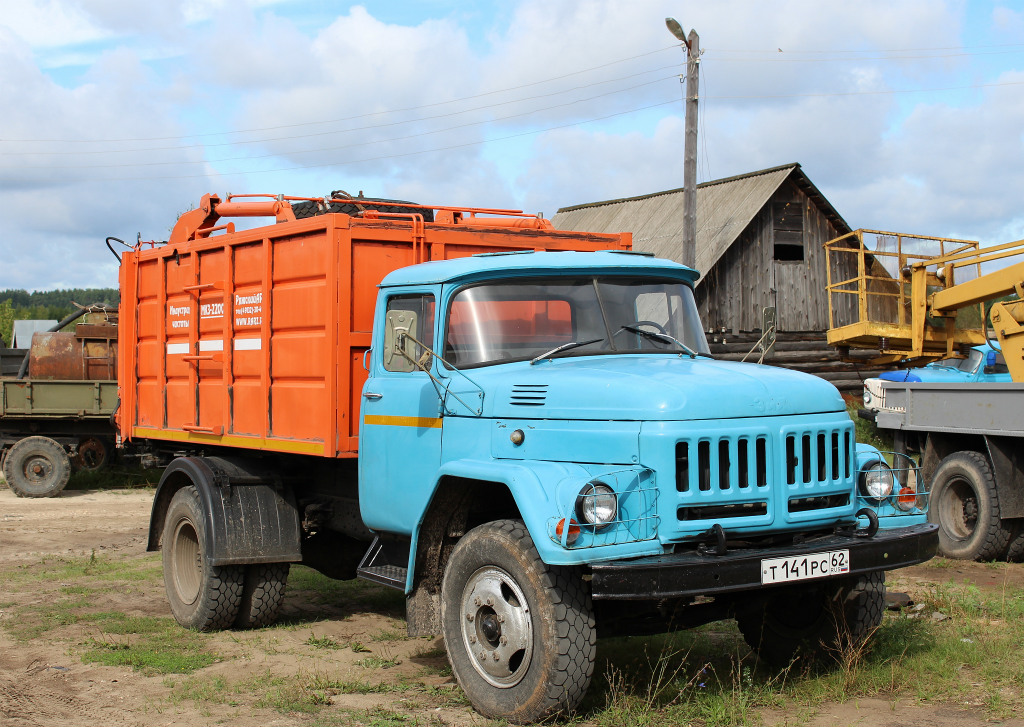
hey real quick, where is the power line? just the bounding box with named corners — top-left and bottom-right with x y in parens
top-left (19, 77), bottom-right (676, 170)
top-left (59, 100), bottom-right (680, 182)
top-left (710, 48), bottom-right (1024, 63)
top-left (711, 42), bottom-right (1024, 54)
top-left (705, 79), bottom-right (1024, 101)
top-left (0, 45), bottom-right (680, 145)
top-left (2, 64), bottom-right (681, 157)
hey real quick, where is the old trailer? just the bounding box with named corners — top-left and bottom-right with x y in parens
top-left (0, 309), bottom-right (118, 497)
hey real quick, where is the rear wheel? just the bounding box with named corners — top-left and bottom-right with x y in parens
top-left (441, 520), bottom-right (595, 723)
top-left (235, 563), bottom-right (290, 628)
top-left (737, 571), bottom-right (885, 666)
top-left (929, 451), bottom-right (1011, 561)
top-left (2, 436), bottom-right (71, 498)
top-left (75, 437), bottom-right (110, 471)
top-left (162, 485), bottom-right (243, 630)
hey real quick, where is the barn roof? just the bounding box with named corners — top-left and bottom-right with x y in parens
top-left (552, 163), bottom-right (851, 278)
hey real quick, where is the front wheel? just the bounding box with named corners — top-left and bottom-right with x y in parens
top-left (441, 520), bottom-right (595, 723)
top-left (929, 451), bottom-right (1011, 561)
top-left (737, 571), bottom-right (885, 666)
top-left (161, 485), bottom-right (244, 630)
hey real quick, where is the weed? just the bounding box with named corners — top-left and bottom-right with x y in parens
top-left (306, 633), bottom-right (342, 650)
top-left (371, 627), bottom-right (406, 642)
top-left (356, 654), bottom-right (401, 670)
top-left (350, 641), bottom-right (370, 653)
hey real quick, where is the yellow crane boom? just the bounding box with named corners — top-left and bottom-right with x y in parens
top-left (824, 230), bottom-right (1024, 380)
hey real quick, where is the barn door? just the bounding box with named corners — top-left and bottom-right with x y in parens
top-left (771, 200), bottom-right (808, 331)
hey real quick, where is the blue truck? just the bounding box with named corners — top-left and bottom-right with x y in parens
top-left (134, 206), bottom-right (937, 722)
top-left (863, 344), bottom-right (1010, 412)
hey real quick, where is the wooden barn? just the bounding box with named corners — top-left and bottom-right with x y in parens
top-left (553, 163), bottom-right (852, 332)
top-left (552, 163), bottom-right (888, 392)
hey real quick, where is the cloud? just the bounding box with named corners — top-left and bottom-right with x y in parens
top-left (1, 0), bottom-right (1022, 292)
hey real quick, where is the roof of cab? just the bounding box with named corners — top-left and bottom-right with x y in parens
top-left (379, 250), bottom-right (699, 288)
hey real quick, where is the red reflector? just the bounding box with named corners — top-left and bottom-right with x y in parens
top-left (897, 485), bottom-right (916, 511)
top-left (556, 518), bottom-right (581, 545)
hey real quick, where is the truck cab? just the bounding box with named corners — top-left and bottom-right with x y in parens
top-left (862, 344), bottom-right (1011, 414)
top-left (356, 250), bottom-right (935, 719)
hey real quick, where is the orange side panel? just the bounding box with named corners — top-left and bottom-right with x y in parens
top-left (121, 210), bottom-right (630, 457)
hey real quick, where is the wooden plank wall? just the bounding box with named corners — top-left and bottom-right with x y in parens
top-left (695, 180), bottom-right (846, 333)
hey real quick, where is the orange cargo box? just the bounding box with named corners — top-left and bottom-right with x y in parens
top-left (118, 194), bottom-right (631, 458)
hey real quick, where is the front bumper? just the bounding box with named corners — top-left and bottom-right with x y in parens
top-left (589, 523), bottom-right (937, 600)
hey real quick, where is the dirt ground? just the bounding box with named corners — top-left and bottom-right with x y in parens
top-left (1, 487), bottom-right (1023, 727)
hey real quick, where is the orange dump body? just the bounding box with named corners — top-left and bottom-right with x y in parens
top-left (118, 197), bottom-right (631, 458)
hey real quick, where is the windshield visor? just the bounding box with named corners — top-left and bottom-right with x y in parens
top-left (443, 277), bottom-right (710, 368)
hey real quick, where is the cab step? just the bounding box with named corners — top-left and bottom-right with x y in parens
top-left (356, 535), bottom-right (409, 590)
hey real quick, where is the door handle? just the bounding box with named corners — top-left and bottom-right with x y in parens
top-left (363, 392), bottom-right (383, 400)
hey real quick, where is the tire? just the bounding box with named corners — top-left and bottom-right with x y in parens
top-left (291, 192), bottom-right (434, 222)
top-left (2, 436), bottom-right (71, 498)
top-left (1003, 526), bottom-right (1024, 562)
top-left (161, 485), bottom-right (244, 630)
top-left (737, 571), bottom-right (885, 666)
top-left (234, 563), bottom-right (289, 629)
top-left (928, 451), bottom-right (1011, 561)
top-left (441, 520), bottom-right (595, 723)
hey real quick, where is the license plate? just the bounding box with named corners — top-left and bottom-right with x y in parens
top-left (760, 549), bottom-right (850, 585)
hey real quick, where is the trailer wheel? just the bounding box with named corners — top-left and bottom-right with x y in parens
top-left (929, 451), bottom-right (1011, 561)
top-left (162, 485), bottom-right (243, 630)
top-left (234, 563), bottom-right (290, 629)
top-left (75, 437), bottom-right (110, 471)
top-left (2, 436), bottom-right (72, 498)
top-left (737, 571), bottom-right (885, 666)
top-left (441, 520), bottom-right (595, 723)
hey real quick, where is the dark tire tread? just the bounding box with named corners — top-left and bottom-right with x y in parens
top-left (737, 571), bottom-right (885, 666)
top-left (2, 436), bottom-right (71, 498)
top-left (929, 451), bottom-right (1011, 561)
top-left (442, 519), bottom-right (595, 723)
top-left (162, 485), bottom-right (244, 631)
top-left (235, 563), bottom-right (289, 629)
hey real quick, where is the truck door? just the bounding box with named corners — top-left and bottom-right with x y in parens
top-left (358, 292), bottom-right (443, 534)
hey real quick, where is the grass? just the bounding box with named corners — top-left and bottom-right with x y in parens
top-left (845, 395), bottom-right (895, 452)
top-left (574, 572), bottom-right (1024, 726)
top-left (65, 465), bottom-right (162, 492)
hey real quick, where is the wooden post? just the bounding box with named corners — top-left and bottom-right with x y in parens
top-left (682, 29), bottom-right (699, 270)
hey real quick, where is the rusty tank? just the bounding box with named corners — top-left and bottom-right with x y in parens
top-left (26, 309), bottom-right (117, 381)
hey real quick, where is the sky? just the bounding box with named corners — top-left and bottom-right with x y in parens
top-left (1, 0), bottom-right (1023, 291)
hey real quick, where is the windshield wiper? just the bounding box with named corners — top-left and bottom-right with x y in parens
top-left (531, 338), bottom-right (603, 365)
top-left (619, 325), bottom-right (712, 360)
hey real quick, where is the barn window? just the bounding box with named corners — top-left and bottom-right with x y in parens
top-left (773, 201), bottom-right (804, 262)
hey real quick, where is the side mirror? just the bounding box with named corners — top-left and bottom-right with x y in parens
top-left (384, 310), bottom-right (418, 373)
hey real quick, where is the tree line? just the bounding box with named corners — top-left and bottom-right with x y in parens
top-left (0, 288), bottom-right (118, 348)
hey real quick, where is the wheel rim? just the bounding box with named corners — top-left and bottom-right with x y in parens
top-left (460, 566), bottom-right (534, 688)
top-left (170, 518), bottom-right (203, 605)
top-left (77, 439), bottom-right (107, 471)
top-left (21, 454), bottom-right (55, 486)
top-left (938, 476), bottom-right (978, 542)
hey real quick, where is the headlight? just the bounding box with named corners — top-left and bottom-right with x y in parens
top-left (576, 481), bottom-right (617, 529)
top-left (862, 389), bottom-right (873, 406)
top-left (859, 461), bottom-right (894, 501)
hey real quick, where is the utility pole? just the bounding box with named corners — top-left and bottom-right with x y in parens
top-left (665, 18), bottom-right (699, 269)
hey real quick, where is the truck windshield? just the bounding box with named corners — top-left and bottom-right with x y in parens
top-left (443, 277), bottom-right (710, 367)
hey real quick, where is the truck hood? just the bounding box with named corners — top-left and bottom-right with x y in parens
top-left (454, 355), bottom-right (845, 421)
